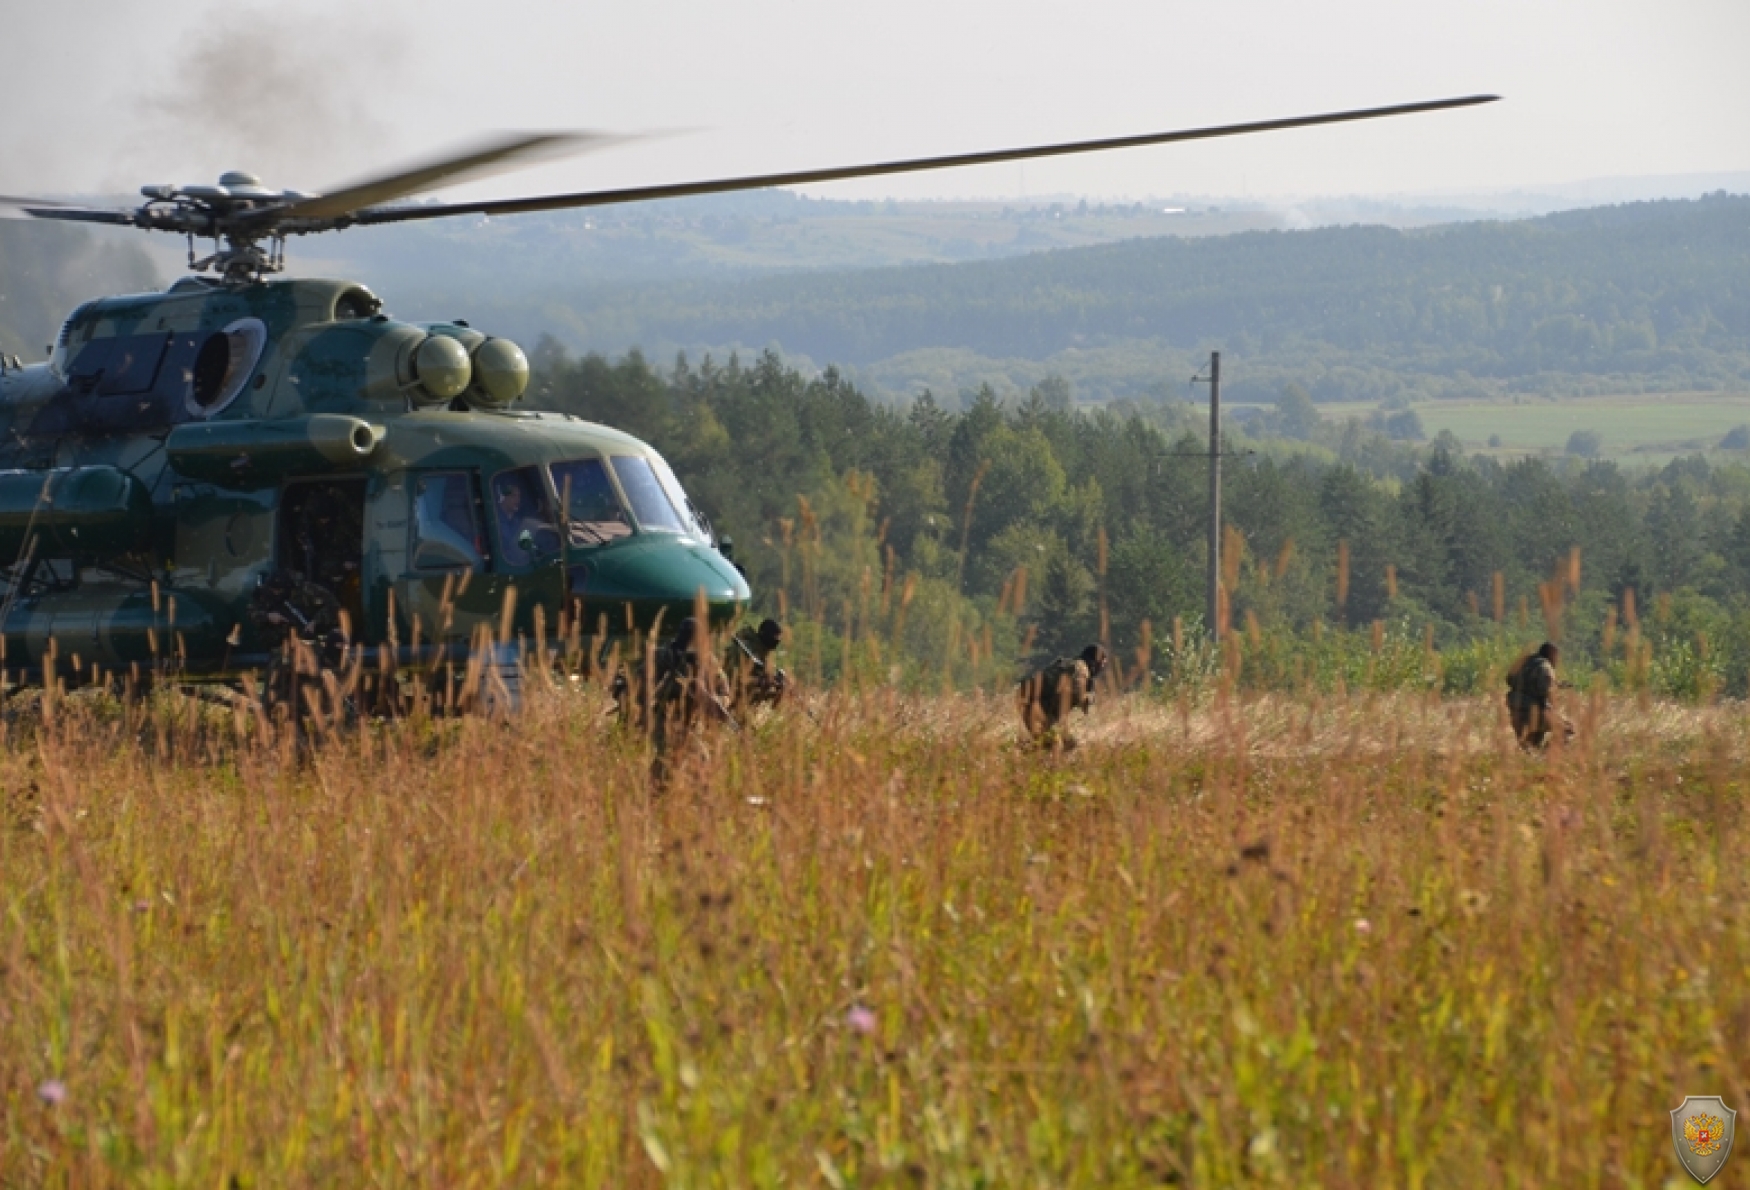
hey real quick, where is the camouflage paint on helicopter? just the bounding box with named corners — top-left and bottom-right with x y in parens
top-left (0, 275), bottom-right (748, 680)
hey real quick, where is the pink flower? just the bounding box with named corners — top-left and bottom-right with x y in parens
top-left (1353, 918), bottom-right (1372, 934)
top-left (846, 1005), bottom-right (877, 1036)
top-left (37, 1079), bottom-right (67, 1106)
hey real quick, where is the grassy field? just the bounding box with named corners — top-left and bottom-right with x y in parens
top-left (1319, 392), bottom-right (1750, 463)
top-left (3, 681), bottom-right (1748, 1185)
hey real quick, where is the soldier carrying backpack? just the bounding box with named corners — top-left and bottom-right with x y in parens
top-left (1505, 641), bottom-right (1571, 748)
top-left (723, 618), bottom-right (789, 712)
top-left (1017, 644), bottom-right (1108, 752)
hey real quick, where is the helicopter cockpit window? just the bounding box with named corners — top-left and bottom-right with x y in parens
top-left (187, 317), bottom-right (266, 418)
top-left (550, 458), bottom-right (633, 547)
top-left (609, 455), bottom-right (688, 535)
top-left (491, 466), bottom-right (562, 569)
top-left (411, 471), bottom-right (487, 573)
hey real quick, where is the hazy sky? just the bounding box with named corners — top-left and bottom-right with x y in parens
top-left (2, 0), bottom-right (1745, 205)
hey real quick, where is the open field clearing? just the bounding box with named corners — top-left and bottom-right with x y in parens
top-left (3, 685), bottom-right (1748, 1185)
top-left (1319, 392), bottom-right (1750, 462)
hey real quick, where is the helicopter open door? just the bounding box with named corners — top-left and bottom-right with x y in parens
top-left (276, 479), bottom-right (366, 634)
top-left (392, 466), bottom-right (567, 659)
top-left (398, 469), bottom-right (506, 650)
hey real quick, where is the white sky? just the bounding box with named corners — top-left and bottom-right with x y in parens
top-left (1, 0), bottom-right (1745, 205)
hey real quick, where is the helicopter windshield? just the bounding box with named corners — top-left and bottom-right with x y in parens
top-left (650, 453), bottom-right (712, 540)
top-left (609, 456), bottom-right (689, 535)
top-left (550, 458), bottom-right (634, 547)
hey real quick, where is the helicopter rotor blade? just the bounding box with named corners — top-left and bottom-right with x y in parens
top-left (256, 131), bottom-right (638, 224)
top-left (0, 195), bottom-right (140, 225)
top-left (352, 94), bottom-right (1497, 226)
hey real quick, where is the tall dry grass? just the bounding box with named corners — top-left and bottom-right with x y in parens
top-left (2, 682), bottom-right (1747, 1185)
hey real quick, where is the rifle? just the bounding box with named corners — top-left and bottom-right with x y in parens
top-left (729, 632), bottom-right (817, 723)
top-left (728, 633), bottom-right (787, 698)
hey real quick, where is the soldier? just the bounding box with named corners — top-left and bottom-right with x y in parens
top-left (653, 618), bottom-right (735, 726)
top-left (723, 617), bottom-right (788, 711)
top-left (612, 618), bottom-right (735, 784)
top-left (293, 485), bottom-right (362, 605)
top-left (247, 569), bottom-right (351, 719)
top-left (1017, 643), bottom-right (1108, 751)
top-left (248, 569), bottom-right (344, 655)
top-left (1505, 641), bottom-right (1571, 748)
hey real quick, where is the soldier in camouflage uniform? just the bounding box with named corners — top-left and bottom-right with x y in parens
top-left (611, 618), bottom-right (735, 784)
top-left (288, 485), bottom-right (365, 636)
top-left (723, 618), bottom-right (788, 712)
top-left (249, 570), bottom-right (344, 649)
top-left (1505, 641), bottom-right (1571, 748)
top-left (1017, 643), bottom-right (1108, 751)
top-left (247, 569), bottom-right (350, 719)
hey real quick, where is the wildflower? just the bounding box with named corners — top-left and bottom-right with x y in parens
top-left (846, 1004), bottom-right (877, 1036)
top-left (1353, 918), bottom-right (1372, 934)
top-left (37, 1079), bottom-right (67, 1106)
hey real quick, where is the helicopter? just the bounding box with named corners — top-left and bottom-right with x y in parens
top-left (0, 94), bottom-right (1494, 705)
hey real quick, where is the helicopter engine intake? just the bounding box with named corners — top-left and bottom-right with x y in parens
top-left (412, 335), bottom-right (472, 404)
top-left (399, 325), bottom-right (528, 410)
top-left (465, 338), bottom-right (529, 409)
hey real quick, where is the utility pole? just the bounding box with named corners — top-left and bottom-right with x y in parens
top-left (1192, 352), bottom-right (1222, 640)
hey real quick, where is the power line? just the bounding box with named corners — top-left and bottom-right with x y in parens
top-left (1190, 352), bottom-right (1222, 641)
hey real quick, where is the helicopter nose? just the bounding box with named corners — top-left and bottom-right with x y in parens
top-left (568, 537), bottom-right (749, 633)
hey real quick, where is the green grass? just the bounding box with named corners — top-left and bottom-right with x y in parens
top-left (1319, 392), bottom-right (1750, 462)
top-left (3, 680), bottom-right (1747, 1184)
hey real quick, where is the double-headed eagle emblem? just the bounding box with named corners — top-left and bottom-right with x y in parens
top-left (1672, 1096), bottom-right (1736, 1183)
top-left (1686, 1111), bottom-right (1726, 1157)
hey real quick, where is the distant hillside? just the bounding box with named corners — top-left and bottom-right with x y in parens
top-left (520, 193), bottom-right (1750, 404)
top-left (328, 190), bottom-right (1216, 289)
top-left (4, 191), bottom-right (1745, 408)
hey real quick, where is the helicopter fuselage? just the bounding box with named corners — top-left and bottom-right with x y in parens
top-left (0, 275), bottom-right (748, 685)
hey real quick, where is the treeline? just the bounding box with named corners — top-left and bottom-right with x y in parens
top-left (537, 193), bottom-right (1750, 404)
top-left (533, 347), bottom-right (1750, 699)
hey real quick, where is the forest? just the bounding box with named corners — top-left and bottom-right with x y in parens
top-left (532, 344), bottom-right (1750, 699)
